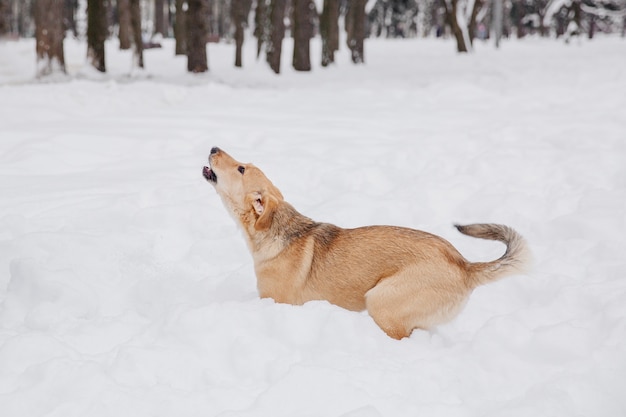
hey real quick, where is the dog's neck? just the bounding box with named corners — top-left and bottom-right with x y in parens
top-left (245, 200), bottom-right (318, 262)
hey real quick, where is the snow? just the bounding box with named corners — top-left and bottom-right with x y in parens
top-left (1, 35), bottom-right (626, 416)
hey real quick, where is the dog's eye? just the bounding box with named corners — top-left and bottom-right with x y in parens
top-left (237, 166), bottom-right (245, 174)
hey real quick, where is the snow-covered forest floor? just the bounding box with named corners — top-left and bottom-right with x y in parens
top-left (1, 36), bottom-right (625, 417)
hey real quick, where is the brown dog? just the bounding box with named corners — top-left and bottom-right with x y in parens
top-left (203, 147), bottom-right (529, 339)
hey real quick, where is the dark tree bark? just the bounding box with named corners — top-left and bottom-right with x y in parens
top-left (186, 0), bottom-right (209, 72)
top-left (174, 0), bottom-right (186, 55)
top-left (253, 0), bottom-right (266, 58)
top-left (445, 0), bottom-right (482, 51)
top-left (87, 0), bottom-right (107, 72)
top-left (467, 0), bottom-right (483, 45)
top-left (34, 0), bottom-right (66, 77)
top-left (292, 0), bottom-right (315, 71)
top-left (320, 0), bottom-right (339, 67)
top-left (231, 0), bottom-right (252, 67)
top-left (266, 0), bottom-right (287, 74)
top-left (571, 0), bottom-right (582, 34)
top-left (118, 0), bottom-right (131, 49)
top-left (588, 14), bottom-right (596, 39)
top-left (345, 0), bottom-right (366, 64)
top-left (154, 0), bottom-right (167, 36)
top-left (511, 0), bottom-right (525, 38)
top-left (442, 0), bottom-right (469, 52)
top-left (63, 0), bottom-right (78, 37)
top-left (129, 0), bottom-right (143, 68)
top-left (0, 0), bottom-right (12, 36)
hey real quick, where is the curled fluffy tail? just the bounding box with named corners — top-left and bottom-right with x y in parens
top-left (454, 223), bottom-right (531, 288)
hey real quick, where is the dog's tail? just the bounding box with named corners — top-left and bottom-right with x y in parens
top-left (454, 223), bottom-right (531, 289)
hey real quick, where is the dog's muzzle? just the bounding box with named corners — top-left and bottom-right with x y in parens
top-left (203, 166), bottom-right (217, 183)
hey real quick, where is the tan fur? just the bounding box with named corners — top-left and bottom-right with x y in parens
top-left (203, 148), bottom-right (530, 339)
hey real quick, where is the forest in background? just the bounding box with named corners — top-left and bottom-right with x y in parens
top-left (0, 0), bottom-right (624, 78)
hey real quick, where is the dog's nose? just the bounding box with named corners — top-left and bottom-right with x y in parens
top-left (210, 147), bottom-right (220, 155)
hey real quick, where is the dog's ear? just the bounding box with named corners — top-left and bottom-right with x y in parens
top-left (250, 191), bottom-right (276, 231)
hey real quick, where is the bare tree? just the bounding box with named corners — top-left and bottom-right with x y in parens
top-left (210, 0), bottom-right (231, 39)
top-left (231, 0), bottom-right (253, 67)
top-left (34, 0), bottom-right (66, 77)
top-left (64, 0), bottom-right (79, 37)
top-left (443, 0), bottom-right (483, 52)
top-left (511, 0), bottom-right (527, 38)
top-left (118, 0), bottom-right (131, 49)
top-left (123, 0), bottom-right (143, 68)
top-left (493, 0), bottom-right (504, 47)
top-left (0, 0), bottom-right (11, 36)
top-left (174, 0), bottom-right (186, 55)
top-left (87, 0), bottom-right (107, 72)
top-left (154, 0), bottom-right (167, 37)
top-left (345, 0), bottom-right (366, 64)
top-left (266, 0), bottom-right (287, 73)
top-left (187, 0), bottom-right (209, 72)
top-left (443, 0), bottom-right (468, 51)
top-left (129, 0), bottom-right (143, 67)
top-left (253, 0), bottom-right (266, 58)
top-left (292, 0), bottom-right (316, 71)
top-left (320, 0), bottom-right (340, 66)
top-left (117, 0), bottom-right (142, 66)
top-left (467, 0), bottom-right (484, 44)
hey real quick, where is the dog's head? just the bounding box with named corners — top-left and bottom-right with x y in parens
top-left (203, 147), bottom-right (284, 232)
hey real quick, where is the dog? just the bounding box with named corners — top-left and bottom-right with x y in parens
top-left (203, 147), bottom-right (529, 339)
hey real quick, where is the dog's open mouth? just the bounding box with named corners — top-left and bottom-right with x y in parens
top-left (203, 166), bottom-right (217, 183)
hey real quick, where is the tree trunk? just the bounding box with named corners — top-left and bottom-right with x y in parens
top-left (0, 0), bottom-right (9, 36)
top-left (63, 0), bottom-right (78, 37)
top-left (512, 0), bottom-right (525, 38)
top-left (129, 0), bottom-right (143, 68)
top-left (87, 0), bottom-right (107, 72)
top-left (345, 0), bottom-right (366, 64)
top-left (34, 0), bottom-right (66, 77)
top-left (231, 0), bottom-right (252, 67)
top-left (253, 0), bottom-right (266, 59)
top-left (320, 0), bottom-right (339, 66)
top-left (266, 0), bottom-right (287, 74)
top-left (493, 0), bottom-right (503, 48)
top-left (154, 0), bottom-right (167, 36)
top-left (467, 0), bottom-right (483, 46)
top-left (118, 0), bottom-right (131, 49)
top-left (211, 0), bottom-right (231, 39)
top-left (174, 0), bottom-right (186, 55)
top-left (571, 0), bottom-right (581, 34)
top-left (443, 0), bottom-right (469, 52)
top-left (186, 0), bottom-right (208, 72)
top-left (292, 0), bottom-right (314, 71)
top-left (587, 14), bottom-right (595, 39)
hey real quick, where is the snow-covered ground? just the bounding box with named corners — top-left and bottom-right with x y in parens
top-left (1, 35), bottom-right (625, 417)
